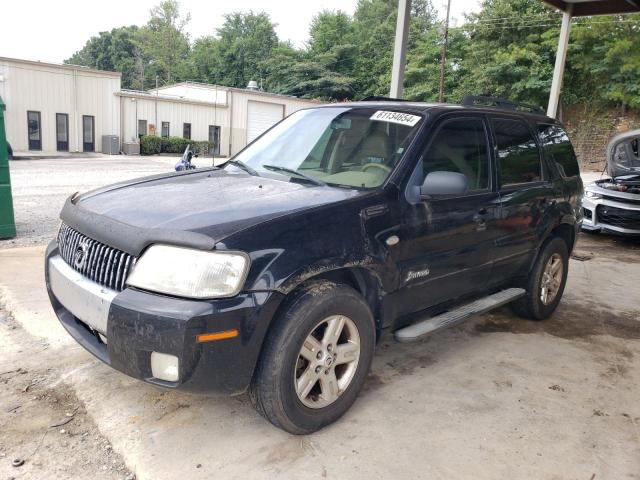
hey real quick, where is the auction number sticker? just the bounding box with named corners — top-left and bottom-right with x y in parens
top-left (370, 110), bottom-right (421, 127)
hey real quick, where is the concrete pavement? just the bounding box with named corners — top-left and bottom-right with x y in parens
top-left (1, 234), bottom-right (639, 479)
top-left (1, 160), bottom-right (639, 479)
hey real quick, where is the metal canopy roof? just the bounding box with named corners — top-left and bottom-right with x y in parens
top-left (542, 0), bottom-right (640, 16)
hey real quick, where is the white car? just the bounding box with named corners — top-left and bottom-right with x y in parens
top-left (582, 130), bottom-right (640, 236)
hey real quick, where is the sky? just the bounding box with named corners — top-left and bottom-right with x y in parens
top-left (0, 0), bottom-right (482, 64)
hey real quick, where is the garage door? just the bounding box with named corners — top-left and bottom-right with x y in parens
top-left (247, 101), bottom-right (284, 144)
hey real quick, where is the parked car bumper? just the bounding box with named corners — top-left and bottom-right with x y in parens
top-left (582, 195), bottom-right (640, 236)
top-left (44, 241), bottom-right (284, 394)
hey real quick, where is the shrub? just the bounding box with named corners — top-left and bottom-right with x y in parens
top-left (192, 141), bottom-right (212, 155)
top-left (163, 136), bottom-right (190, 153)
top-left (140, 135), bottom-right (163, 155)
top-left (140, 135), bottom-right (213, 156)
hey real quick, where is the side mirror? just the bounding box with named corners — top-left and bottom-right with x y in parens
top-left (194, 154), bottom-right (199, 158)
top-left (420, 171), bottom-right (468, 197)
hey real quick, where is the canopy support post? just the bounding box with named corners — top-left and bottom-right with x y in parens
top-left (390, 0), bottom-right (412, 99)
top-left (547, 6), bottom-right (573, 118)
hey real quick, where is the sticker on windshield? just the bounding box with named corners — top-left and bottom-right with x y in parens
top-left (370, 110), bottom-right (421, 127)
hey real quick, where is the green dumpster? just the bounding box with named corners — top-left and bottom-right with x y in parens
top-left (0, 95), bottom-right (17, 239)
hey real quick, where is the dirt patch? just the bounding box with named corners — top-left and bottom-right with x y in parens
top-left (475, 301), bottom-right (640, 341)
top-left (574, 232), bottom-right (640, 264)
top-left (0, 309), bottom-right (135, 480)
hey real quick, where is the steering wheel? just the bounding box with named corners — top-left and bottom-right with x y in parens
top-left (361, 163), bottom-right (392, 175)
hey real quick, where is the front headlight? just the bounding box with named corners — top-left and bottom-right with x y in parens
top-left (584, 190), bottom-right (602, 199)
top-left (126, 245), bottom-right (249, 299)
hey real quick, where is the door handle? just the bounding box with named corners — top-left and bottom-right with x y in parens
top-left (473, 208), bottom-right (488, 223)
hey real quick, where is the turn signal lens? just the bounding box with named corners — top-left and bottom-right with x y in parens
top-left (196, 329), bottom-right (239, 343)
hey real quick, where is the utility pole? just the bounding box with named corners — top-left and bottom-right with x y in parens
top-left (438, 0), bottom-right (452, 103)
top-left (155, 75), bottom-right (159, 136)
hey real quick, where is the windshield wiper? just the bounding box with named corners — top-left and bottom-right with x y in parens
top-left (262, 164), bottom-right (327, 186)
top-left (226, 159), bottom-right (259, 176)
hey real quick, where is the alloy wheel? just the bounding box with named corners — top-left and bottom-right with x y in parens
top-left (294, 315), bottom-right (361, 409)
top-left (540, 253), bottom-right (563, 305)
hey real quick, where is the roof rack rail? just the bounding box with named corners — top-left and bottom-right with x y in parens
top-left (461, 95), bottom-right (545, 115)
top-left (360, 96), bottom-right (410, 102)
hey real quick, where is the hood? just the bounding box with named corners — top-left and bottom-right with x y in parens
top-left (607, 129), bottom-right (640, 178)
top-left (69, 167), bottom-right (362, 251)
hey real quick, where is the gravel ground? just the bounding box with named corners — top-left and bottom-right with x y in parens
top-left (1, 156), bottom-right (182, 249)
top-left (2, 157), bottom-right (606, 250)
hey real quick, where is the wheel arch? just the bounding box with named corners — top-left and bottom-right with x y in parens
top-left (276, 265), bottom-right (385, 334)
top-left (549, 221), bottom-right (577, 254)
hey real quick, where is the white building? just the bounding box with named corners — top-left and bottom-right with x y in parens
top-left (0, 56), bottom-right (318, 156)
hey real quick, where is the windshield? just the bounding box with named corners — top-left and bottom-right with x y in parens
top-left (229, 107), bottom-right (422, 188)
top-left (182, 144), bottom-right (191, 161)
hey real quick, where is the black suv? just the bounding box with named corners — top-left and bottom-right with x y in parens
top-left (45, 97), bottom-right (583, 434)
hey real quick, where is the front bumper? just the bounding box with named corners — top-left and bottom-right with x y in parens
top-left (45, 242), bottom-right (284, 394)
top-left (581, 196), bottom-right (640, 236)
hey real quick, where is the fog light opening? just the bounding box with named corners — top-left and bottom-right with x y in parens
top-left (150, 352), bottom-right (180, 382)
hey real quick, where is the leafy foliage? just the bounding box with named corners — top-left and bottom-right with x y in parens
top-left (66, 0), bottom-right (640, 111)
top-left (140, 135), bottom-right (210, 155)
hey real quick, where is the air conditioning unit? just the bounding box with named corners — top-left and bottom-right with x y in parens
top-left (101, 135), bottom-right (120, 155)
top-left (122, 142), bottom-right (140, 155)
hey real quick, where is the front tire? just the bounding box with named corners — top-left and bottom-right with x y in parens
top-left (512, 237), bottom-right (569, 320)
top-left (250, 281), bottom-right (375, 434)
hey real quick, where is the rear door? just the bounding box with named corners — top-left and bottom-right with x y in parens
top-left (393, 114), bottom-right (501, 314)
top-left (489, 116), bottom-right (555, 283)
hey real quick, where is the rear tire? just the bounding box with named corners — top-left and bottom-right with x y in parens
top-left (250, 281), bottom-right (375, 434)
top-left (512, 237), bottom-right (569, 320)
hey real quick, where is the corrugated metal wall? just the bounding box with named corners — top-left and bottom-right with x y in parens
top-left (0, 58), bottom-right (121, 153)
top-left (0, 57), bottom-right (318, 157)
top-left (120, 94), bottom-right (231, 156)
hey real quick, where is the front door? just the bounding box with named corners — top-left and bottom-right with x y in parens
top-left (56, 113), bottom-right (69, 151)
top-left (209, 125), bottom-right (220, 155)
top-left (82, 115), bottom-right (95, 152)
top-left (392, 115), bottom-right (501, 315)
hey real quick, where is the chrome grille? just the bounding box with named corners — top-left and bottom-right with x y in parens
top-left (57, 223), bottom-right (135, 291)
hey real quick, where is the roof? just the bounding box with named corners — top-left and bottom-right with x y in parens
top-left (0, 56), bottom-right (122, 77)
top-left (541, 0), bottom-right (640, 16)
top-left (151, 81), bottom-right (321, 103)
top-left (116, 89), bottom-right (228, 108)
top-left (318, 100), bottom-right (555, 121)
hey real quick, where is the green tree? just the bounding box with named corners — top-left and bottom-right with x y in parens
top-left (139, 0), bottom-right (191, 87)
top-left (65, 26), bottom-right (141, 89)
top-left (210, 12), bottom-right (279, 88)
top-left (454, 0), bottom-right (558, 107)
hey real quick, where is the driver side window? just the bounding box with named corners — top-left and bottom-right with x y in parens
top-left (420, 117), bottom-right (490, 192)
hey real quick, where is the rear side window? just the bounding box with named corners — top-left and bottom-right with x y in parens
top-left (492, 118), bottom-right (542, 186)
top-left (538, 124), bottom-right (580, 177)
top-left (420, 117), bottom-right (490, 191)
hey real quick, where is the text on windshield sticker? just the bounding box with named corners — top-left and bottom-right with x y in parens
top-left (370, 110), bottom-right (421, 127)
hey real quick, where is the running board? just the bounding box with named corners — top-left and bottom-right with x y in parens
top-left (394, 288), bottom-right (526, 343)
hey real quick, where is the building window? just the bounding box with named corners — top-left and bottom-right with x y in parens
top-left (183, 123), bottom-right (191, 140)
top-left (138, 119), bottom-right (147, 140)
top-left (56, 113), bottom-right (69, 152)
top-left (27, 111), bottom-right (42, 150)
top-left (162, 121), bottom-right (170, 138)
